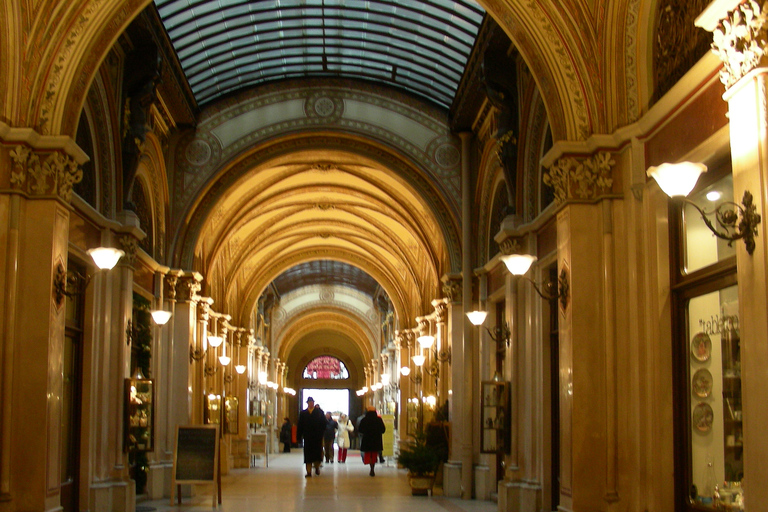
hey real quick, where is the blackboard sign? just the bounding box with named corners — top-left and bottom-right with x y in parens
top-left (171, 425), bottom-right (220, 506)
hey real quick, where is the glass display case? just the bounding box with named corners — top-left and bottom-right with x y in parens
top-left (124, 377), bottom-right (155, 452)
top-left (481, 381), bottom-right (509, 454)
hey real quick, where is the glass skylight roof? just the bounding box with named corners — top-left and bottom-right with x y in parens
top-left (153, 0), bottom-right (485, 108)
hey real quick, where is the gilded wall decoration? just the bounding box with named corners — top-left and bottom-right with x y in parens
top-left (712, 0), bottom-right (768, 89)
top-left (119, 235), bottom-right (140, 267)
top-left (9, 145), bottom-right (83, 202)
top-left (442, 278), bottom-right (462, 304)
top-left (543, 151), bottom-right (616, 205)
top-left (653, 0), bottom-right (712, 100)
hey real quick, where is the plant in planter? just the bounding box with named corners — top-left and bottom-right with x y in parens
top-left (396, 432), bottom-right (446, 496)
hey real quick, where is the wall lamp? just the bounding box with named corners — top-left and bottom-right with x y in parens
top-left (500, 254), bottom-right (569, 309)
top-left (417, 334), bottom-right (451, 364)
top-left (53, 247), bottom-right (125, 306)
top-left (647, 162), bottom-right (761, 254)
top-left (150, 310), bottom-right (172, 325)
top-left (466, 311), bottom-right (511, 349)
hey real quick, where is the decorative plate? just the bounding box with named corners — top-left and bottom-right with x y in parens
top-left (691, 332), bottom-right (712, 362)
top-left (692, 369), bottom-right (713, 398)
top-left (692, 402), bottom-right (714, 433)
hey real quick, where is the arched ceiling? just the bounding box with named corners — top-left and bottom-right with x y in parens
top-left (196, 147), bottom-right (449, 328)
top-left (153, 0), bottom-right (485, 109)
top-left (272, 260), bottom-right (382, 298)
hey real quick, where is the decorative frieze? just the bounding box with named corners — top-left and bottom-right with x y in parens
top-left (711, 0), bottom-right (768, 89)
top-left (543, 151), bottom-right (615, 205)
top-left (9, 146), bottom-right (83, 202)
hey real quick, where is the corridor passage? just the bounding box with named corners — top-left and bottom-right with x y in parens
top-left (140, 451), bottom-right (497, 512)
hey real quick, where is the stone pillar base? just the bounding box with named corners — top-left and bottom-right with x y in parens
top-left (146, 462), bottom-right (173, 499)
top-left (497, 480), bottom-right (542, 512)
top-left (442, 461), bottom-right (462, 498)
top-left (473, 464), bottom-right (491, 501)
top-left (90, 479), bottom-right (135, 512)
top-left (231, 439), bottom-right (251, 468)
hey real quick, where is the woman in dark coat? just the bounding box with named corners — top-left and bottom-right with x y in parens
top-left (296, 397), bottom-right (327, 477)
top-left (357, 406), bottom-right (386, 476)
top-left (279, 418), bottom-right (292, 453)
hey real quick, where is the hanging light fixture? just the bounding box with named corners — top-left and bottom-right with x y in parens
top-left (150, 310), bottom-right (172, 325)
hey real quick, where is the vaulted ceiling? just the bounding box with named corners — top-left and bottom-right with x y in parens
top-left (153, 0), bottom-right (485, 109)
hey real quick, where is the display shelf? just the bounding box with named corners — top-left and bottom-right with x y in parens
top-left (480, 381), bottom-right (509, 454)
top-left (124, 377), bottom-right (155, 452)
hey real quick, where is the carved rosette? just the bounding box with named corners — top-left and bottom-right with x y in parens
top-left (9, 145), bottom-right (83, 202)
top-left (712, 1), bottom-right (768, 89)
top-left (543, 151), bottom-right (616, 205)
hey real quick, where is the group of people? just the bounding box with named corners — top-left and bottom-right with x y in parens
top-left (290, 397), bottom-right (386, 477)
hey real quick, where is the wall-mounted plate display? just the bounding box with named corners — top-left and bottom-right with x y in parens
top-left (692, 402), bottom-right (714, 433)
top-left (691, 332), bottom-right (712, 362)
top-left (692, 368), bottom-right (713, 398)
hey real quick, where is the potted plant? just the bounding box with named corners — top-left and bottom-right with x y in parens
top-left (396, 432), bottom-right (445, 495)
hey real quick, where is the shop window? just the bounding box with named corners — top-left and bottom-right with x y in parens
top-left (672, 159), bottom-right (743, 510)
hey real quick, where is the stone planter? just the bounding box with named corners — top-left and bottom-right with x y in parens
top-left (408, 473), bottom-right (435, 496)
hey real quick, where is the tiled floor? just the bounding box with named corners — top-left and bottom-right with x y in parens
top-left (140, 451), bottom-right (497, 512)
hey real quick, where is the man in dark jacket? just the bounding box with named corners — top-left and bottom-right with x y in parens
top-left (296, 397), bottom-right (327, 477)
top-left (357, 406), bottom-right (386, 476)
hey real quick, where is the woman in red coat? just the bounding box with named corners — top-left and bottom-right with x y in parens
top-left (357, 406), bottom-right (386, 476)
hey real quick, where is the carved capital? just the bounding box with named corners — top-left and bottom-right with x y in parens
top-left (164, 275), bottom-right (179, 301)
top-left (712, 1), bottom-right (768, 89)
top-left (432, 299), bottom-right (449, 324)
top-left (117, 235), bottom-right (139, 267)
top-left (9, 145), bottom-right (82, 201)
top-left (499, 236), bottom-right (524, 255)
top-left (442, 277), bottom-right (462, 304)
top-left (176, 274), bottom-right (203, 302)
top-left (543, 151), bottom-right (616, 205)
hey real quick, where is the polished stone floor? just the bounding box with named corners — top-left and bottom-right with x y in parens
top-left (140, 451), bottom-right (497, 512)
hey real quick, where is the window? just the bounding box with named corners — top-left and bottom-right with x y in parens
top-left (302, 356), bottom-right (349, 379)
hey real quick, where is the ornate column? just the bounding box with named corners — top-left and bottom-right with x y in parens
top-left (698, 2), bottom-right (768, 506)
top-left (442, 273), bottom-right (467, 499)
top-left (0, 140), bottom-right (86, 509)
top-left (535, 151), bottom-right (616, 512)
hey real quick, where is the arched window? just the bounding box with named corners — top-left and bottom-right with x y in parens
top-left (303, 356), bottom-right (349, 380)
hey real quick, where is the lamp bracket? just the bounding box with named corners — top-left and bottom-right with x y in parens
top-left (682, 190), bottom-right (761, 255)
top-left (484, 322), bottom-right (511, 349)
top-left (433, 347), bottom-right (451, 365)
top-left (224, 372), bottom-right (234, 384)
top-left (521, 267), bottom-right (570, 310)
top-left (53, 263), bottom-right (93, 307)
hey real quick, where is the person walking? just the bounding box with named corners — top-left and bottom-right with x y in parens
top-left (296, 397), bottom-right (327, 477)
top-left (322, 411), bottom-right (338, 464)
top-left (336, 413), bottom-right (354, 463)
top-left (279, 418), bottom-right (292, 453)
top-left (357, 406), bottom-right (386, 476)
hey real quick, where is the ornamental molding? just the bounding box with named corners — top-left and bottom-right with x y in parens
top-left (176, 274), bottom-right (203, 303)
top-left (543, 151), bottom-right (615, 205)
top-left (9, 145), bottom-right (83, 202)
top-left (711, 0), bottom-right (768, 89)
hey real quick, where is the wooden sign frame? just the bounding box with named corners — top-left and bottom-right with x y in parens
top-left (171, 425), bottom-right (221, 506)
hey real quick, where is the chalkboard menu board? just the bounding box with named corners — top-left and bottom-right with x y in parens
top-left (171, 425), bottom-right (220, 505)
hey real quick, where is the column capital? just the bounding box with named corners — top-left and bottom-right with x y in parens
top-left (176, 273), bottom-right (203, 303)
top-left (7, 145), bottom-right (82, 202)
top-left (441, 274), bottom-right (462, 304)
top-left (543, 151), bottom-right (616, 205)
top-left (698, 0), bottom-right (768, 89)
